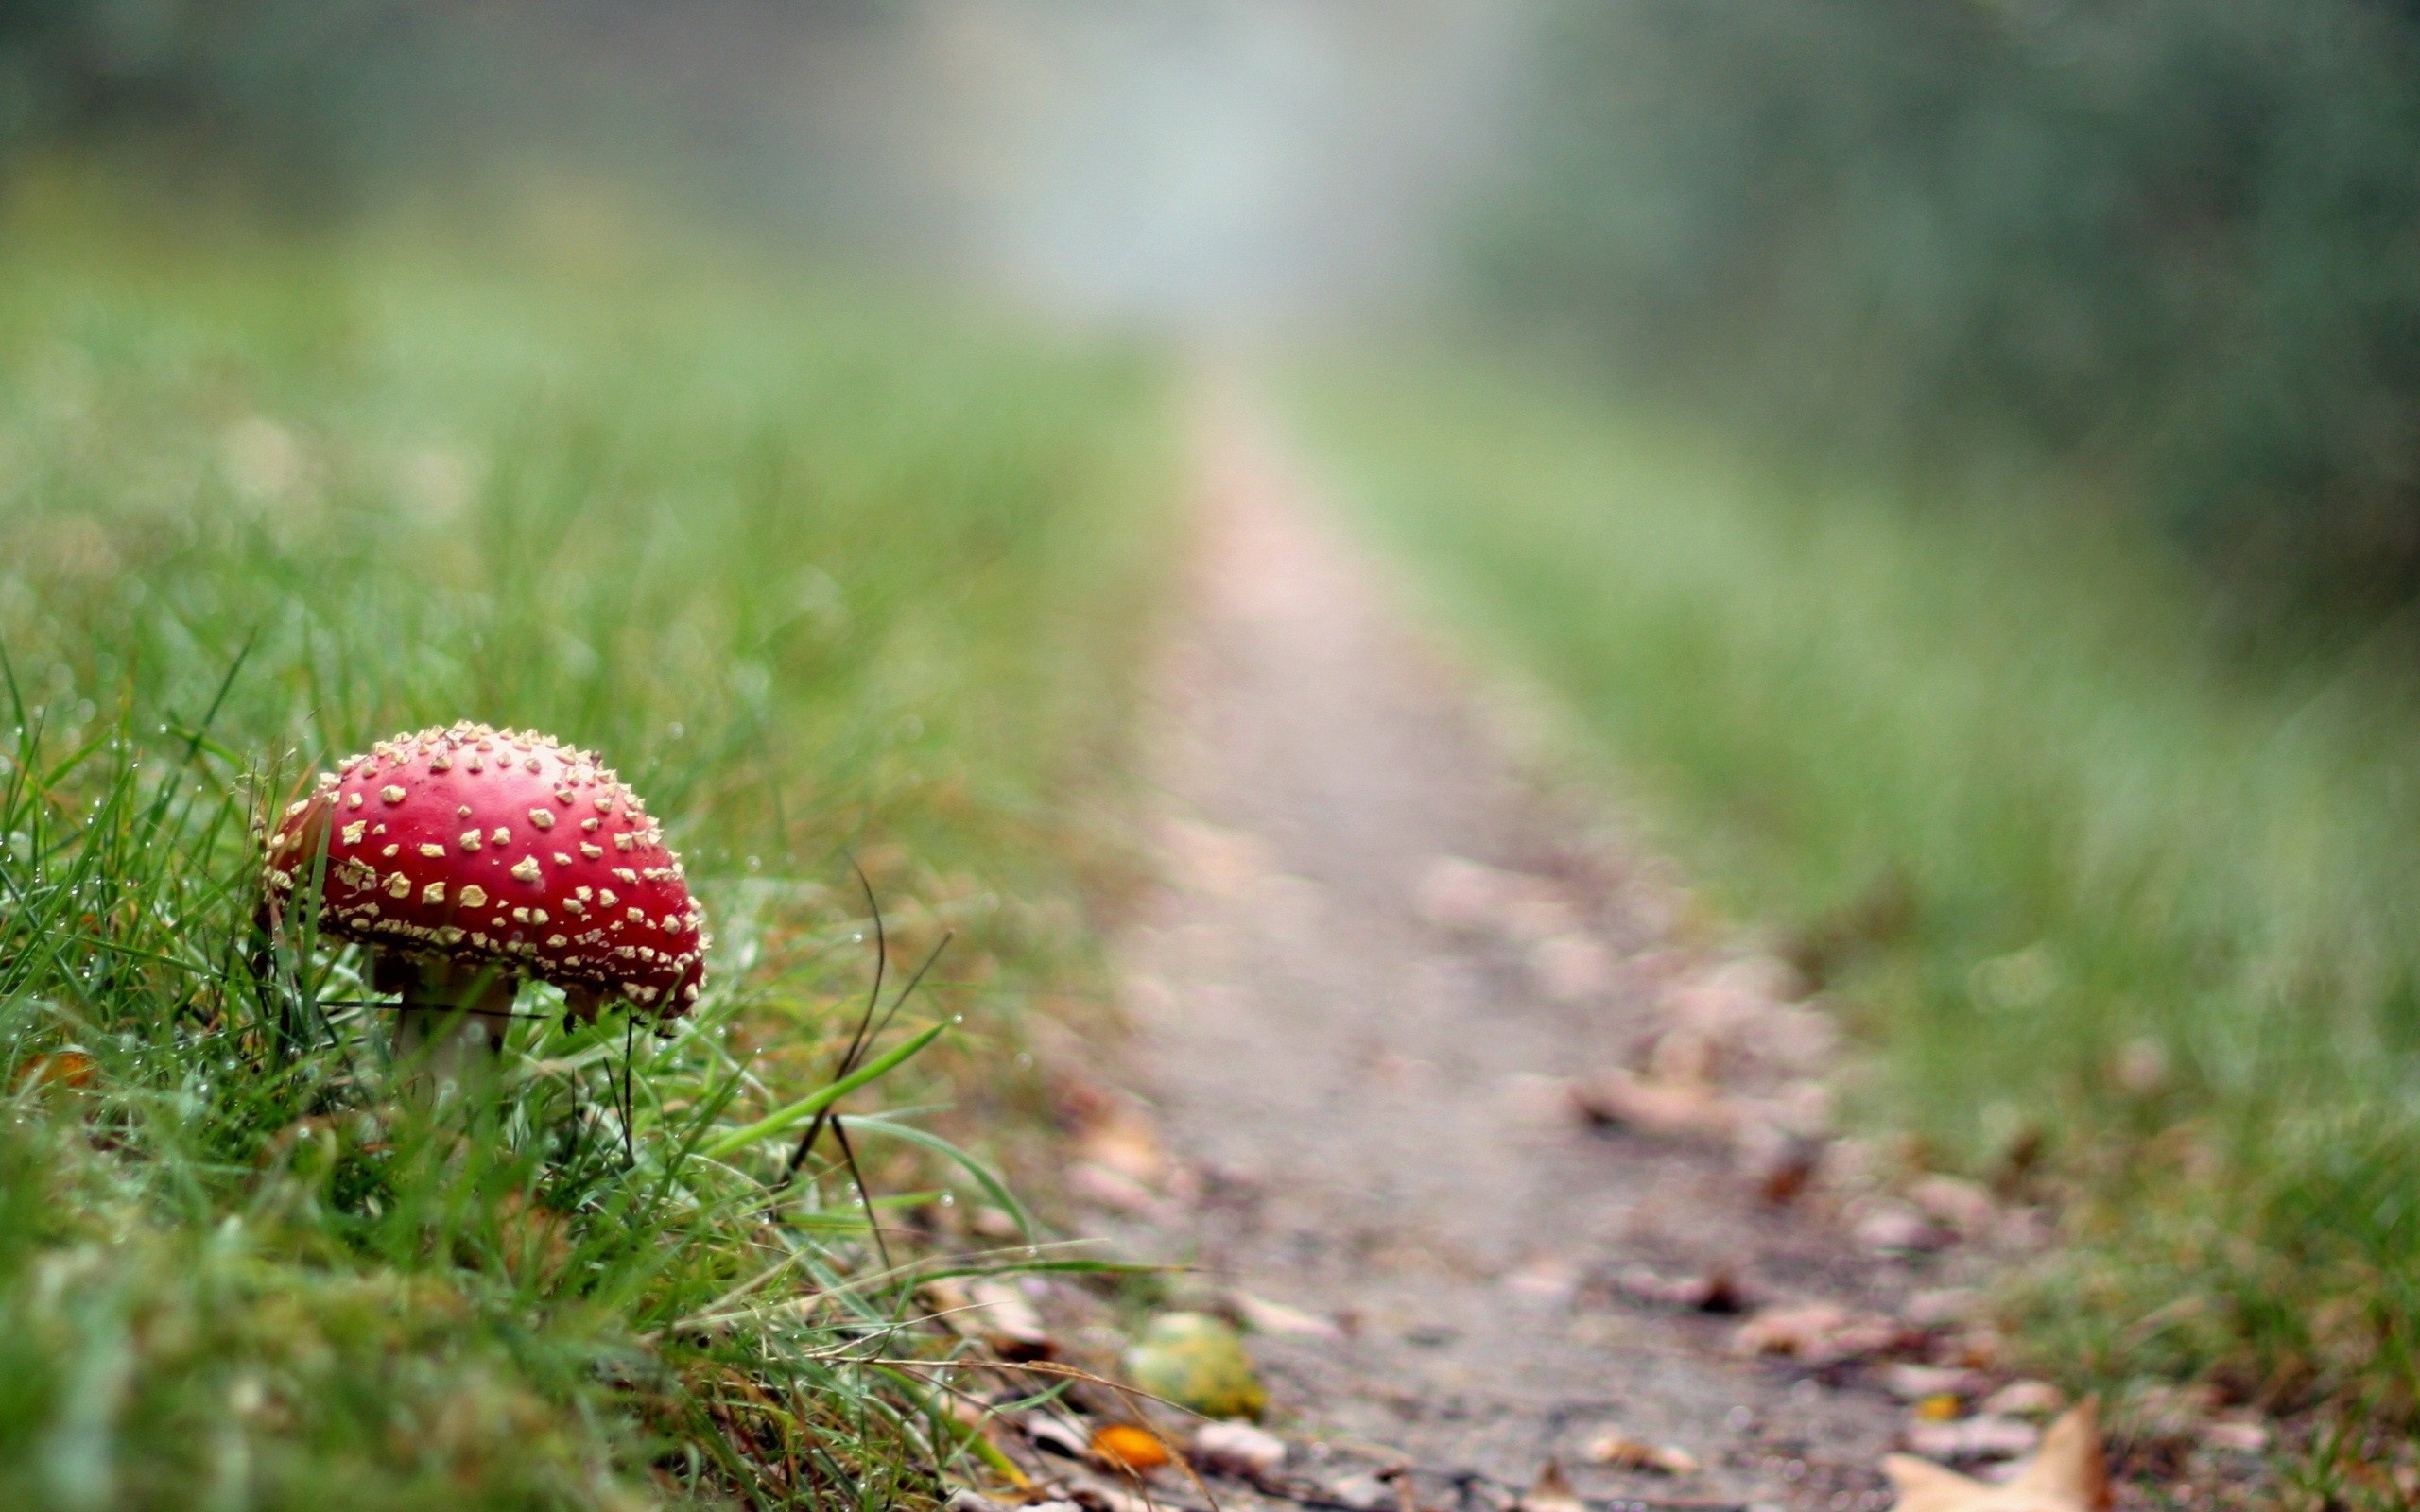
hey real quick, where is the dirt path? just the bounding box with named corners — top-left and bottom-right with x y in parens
top-left (1064, 393), bottom-right (2004, 1512)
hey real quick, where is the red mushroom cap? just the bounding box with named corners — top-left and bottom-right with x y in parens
top-left (263, 722), bottom-right (708, 1015)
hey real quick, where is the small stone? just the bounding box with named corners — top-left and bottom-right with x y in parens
top-left (1191, 1420), bottom-right (1286, 1478)
top-left (2202, 1417), bottom-right (2270, 1453)
top-left (1908, 1175), bottom-right (1997, 1233)
top-left (1883, 1364), bottom-right (1982, 1401)
top-left (1329, 1475), bottom-right (1392, 1512)
top-left (1904, 1287), bottom-right (1981, 1327)
top-left (1854, 1199), bottom-right (1949, 1252)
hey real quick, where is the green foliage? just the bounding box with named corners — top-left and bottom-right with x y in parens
top-left (1481, 0), bottom-right (2420, 609)
top-left (0, 2), bottom-right (411, 184)
top-left (1296, 353), bottom-right (2420, 1434)
top-left (0, 189), bottom-right (1176, 1507)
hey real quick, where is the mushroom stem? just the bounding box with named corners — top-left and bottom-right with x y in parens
top-left (377, 952), bottom-right (518, 1098)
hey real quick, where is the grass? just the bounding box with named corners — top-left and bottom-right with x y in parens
top-left (1288, 353), bottom-right (2420, 1466)
top-left (0, 176), bottom-right (1178, 1509)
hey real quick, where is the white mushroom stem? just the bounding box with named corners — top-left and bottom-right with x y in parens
top-left (378, 952), bottom-right (518, 1097)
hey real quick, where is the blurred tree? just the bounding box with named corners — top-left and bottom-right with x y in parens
top-left (1481, 0), bottom-right (2420, 615)
top-left (0, 0), bottom-right (417, 198)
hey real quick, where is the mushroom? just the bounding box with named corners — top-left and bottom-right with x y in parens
top-left (261, 722), bottom-right (708, 1081)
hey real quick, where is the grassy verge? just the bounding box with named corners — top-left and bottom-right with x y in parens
top-left (1288, 355), bottom-right (2420, 1464)
top-left (0, 180), bottom-right (1177, 1508)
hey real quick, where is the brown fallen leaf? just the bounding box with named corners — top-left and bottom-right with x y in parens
top-left (1854, 1198), bottom-right (1952, 1253)
top-left (2200, 1416), bottom-right (2269, 1453)
top-left (1531, 933), bottom-right (1616, 1000)
top-left (1583, 1432), bottom-right (1700, 1476)
top-left (1067, 1160), bottom-right (1159, 1214)
top-left (1735, 1301), bottom-right (1903, 1364)
top-left (1522, 1461), bottom-right (1585, 1512)
top-left (1023, 1413), bottom-right (1092, 1460)
top-left (966, 1278), bottom-right (1055, 1360)
top-left (1908, 1175), bottom-right (1997, 1234)
top-left (1231, 1290), bottom-right (1343, 1340)
top-left (1067, 1482), bottom-right (1153, 1512)
top-left (1904, 1288), bottom-right (1983, 1328)
top-left (1078, 1102), bottom-right (1167, 1185)
top-left (1737, 1119), bottom-right (1824, 1206)
top-left (1570, 1069), bottom-right (1738, 1140)
top-left (1883, 1400), bottom-right (2109, 1512)
top-left (1884, 1363), bottom-right (1986, 1401)
top-left (1412, 855), bottom-right (1512, 932)
top-left (1904, 1414), bottom-right (2041, 1462)
top-left (1615, 1264), bottom-right (1750, 1314)
top-left (1981, 1381), bottom-right (2066, 1418)
top-left (16, 1051), bottom-right (95, 1090)
top-left (1502, 1254), bottom-right (1580, 1308)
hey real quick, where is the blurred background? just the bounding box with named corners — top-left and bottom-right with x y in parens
top-left (14, 0), bottom-right (2420, 606)
top-left (0, 0), bottom-right (1524, 324)
top-left (11, 0), bottom-right (2420, 1499)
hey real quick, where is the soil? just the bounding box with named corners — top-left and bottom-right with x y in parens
top-left (1048, 392), bottom-right (2014, 1512)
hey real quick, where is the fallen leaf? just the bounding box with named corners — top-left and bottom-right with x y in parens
top-left (1982, 1381), bottom-right (2066, 1418)
top-left (1735, 1302), bottom-right (1902, 1364)
top-left (2126, 1382), bottom-right (2218, 1444)
top-left (1068, 1482), bottom-right (1153, 1512)
top-left (1570, 1069), bottom-right (1738, 1140)
top-left (1502, 1254), bottom-right (1580, 1308)
top-left (1501, 888), bottom-right (1583, 943)
top-left (1904, 1415), bottom-right (2041, 1462)
top-left (1077, 1102), bottom-right (1167, 1185)
top-left (1908, 1175), bottom-right (1998, 1234)
top-left (1854, 1199), bottom-right (1951, 1253)
top-left (1024, 1413), bottom-right (1092, 1459)
top-left (1068, 1161), bottom-right (1159, 1214)
top-left (942, 1490), bottom-right (1007, 1512)
top-left (16, 1051), bottom-right (95, 1090)
top-left (1166, 819), bottom-right (1274, 897)
top-left (1583, 1433), bottom-right (1699, 1476)
top-left (1736, 1119), bottom-right (1824, 1206)
top-left (1649, 1026), bottom-right (1720, 1084)
top-left (1192, 1420), bottom-right (1288, 1478)
top-left (969, 1205), bottom-right (1023, 1240)
top-left (1885, 1364), bottom-right (1986, 1401)
top-left (1412, 855), bottom-right (1511, 931)
top-left (1530, 933), bottom-right (1616, 1000)
top-left (1522, 1461), bottom-right (1585, 1512)
top-left (1913, 1395), bottom-right (1966, 1423)
top-left (1232, 1291), bottom-right (1342, 1340)
top-left (1090, 1424), bottom-right (1171, 1475)
top-left (2200, 1417), bottom-right (2269, 1454)
top-left (1882, 1400), bottom-right (2108, 1511)
top-left (1905, 1288), bottom-right (1982, 1328)
top-left (968, 1279), bottom-right (1055, 1360)
top-left (1615, 1264), bottom-right (1751, 1314)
